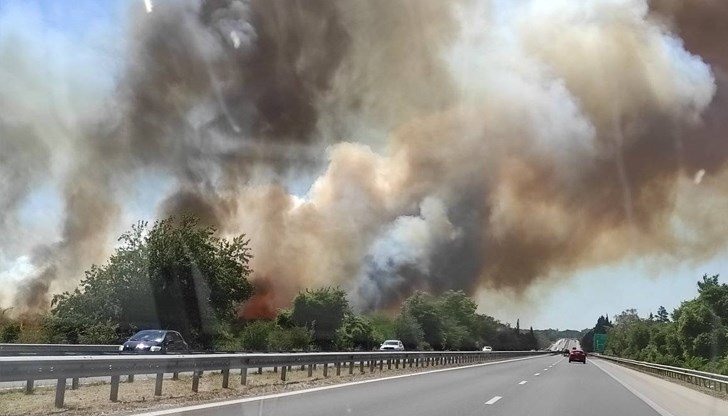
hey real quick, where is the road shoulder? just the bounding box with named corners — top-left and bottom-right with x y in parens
top-left (592, 358), bottom-right (728, 416)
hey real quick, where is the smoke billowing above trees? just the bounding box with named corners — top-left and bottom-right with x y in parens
top-left (2, 0), bottom-right (728, 316)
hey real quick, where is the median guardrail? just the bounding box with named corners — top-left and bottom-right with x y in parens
top-left (597, 354), bottom-right (728, 393)
top-left (0, 350), bottom-right (551, 408)
top-left (0, 343), bottom-right (121, 356)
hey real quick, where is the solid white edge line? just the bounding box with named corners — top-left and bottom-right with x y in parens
top-left (485, 396), bottom-right (502, 405)
top-left (518, 380), bottom-right (527, 385)
top-left (591, 359), bottom-right (676, 416)
top-left (137, 355), bottom-right (548, 415)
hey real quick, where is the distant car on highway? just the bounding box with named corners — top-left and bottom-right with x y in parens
top-left (569, 348), bottom-right (586, 363)
top-left (563, 348), bottom-right (570, 356)
top-left (482, 346), bottom-right (493, 352)
top-left (379, 340), bottom-right (405, 351)
top-left (120, 330), bottom-right (189, 354)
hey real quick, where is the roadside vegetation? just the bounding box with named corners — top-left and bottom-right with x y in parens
top-left (1, 217), bottom-right (539, 352)
top-left (582, 275), bottom-right (728, 375)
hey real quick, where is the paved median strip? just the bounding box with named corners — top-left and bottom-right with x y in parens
top-left (485, 396), bottom-right (502, 405)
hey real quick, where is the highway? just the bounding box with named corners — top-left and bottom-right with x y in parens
top-left (139, 353), bottom-right (728, 416)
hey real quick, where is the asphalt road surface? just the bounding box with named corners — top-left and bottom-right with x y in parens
top-left (139, 354), bottom-right (727, 416)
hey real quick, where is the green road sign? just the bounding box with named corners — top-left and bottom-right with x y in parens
top-left (594, 333), bottom-right (608, 353)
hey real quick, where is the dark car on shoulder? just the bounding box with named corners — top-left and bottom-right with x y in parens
top-left (120, 330), bottom-right (190, 354)
top-left (569, 348), bottom-right (587, 363)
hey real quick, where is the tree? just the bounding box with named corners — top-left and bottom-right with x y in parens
top-left (369, 314), bottom-right (396, 344)
top-left (337, 314), bottom-right (377, 350)
top-left (656, 306), bottom-right (669, 323)
top-left (527, 326), bottom-right (539, 350)
top-left (439, 291), bottom-right (480, 350)
top-left (275, 309), bottom-right (294, 329)
top-left (394, 310), bottom-right (424, 349)
top-left (50, 217), bottom-right (254, 348)
top-left (291, 287), bottom-right (349, 350)
top-left (403, 292), bottom-right (445, 350)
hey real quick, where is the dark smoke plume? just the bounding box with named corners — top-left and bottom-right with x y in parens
top-left (3, 0), bottom-right (728, 316)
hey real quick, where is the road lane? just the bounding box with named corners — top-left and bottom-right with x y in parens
top-left (492, 356), bottom-right (659, 416)
top-left (141, 355), bottom-right (555, 416)
top-left (139, 353), bottom-right (727, 416)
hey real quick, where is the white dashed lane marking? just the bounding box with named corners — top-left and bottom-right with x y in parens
top-left (534, 373), bottom-right (540, 376)
top-left (485, 396), bottom-right (502, 405)
top-left (519, 380), bottom-right (528, 385)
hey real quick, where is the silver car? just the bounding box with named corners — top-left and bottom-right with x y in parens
top-left (379, 340), bottom-right (405, 351)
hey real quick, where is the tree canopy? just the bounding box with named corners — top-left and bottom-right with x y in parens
top-left (49, 217), bottom-right (254, 348)
top-left (602, 274), bottom-right (728, 374)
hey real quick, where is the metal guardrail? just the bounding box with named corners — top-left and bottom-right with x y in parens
top-left (597, 354), bottom-right (728, 393)
top-left (0, 350), bottom-right (550, 408)
top-left (0, 343), bottom-right (121, 356)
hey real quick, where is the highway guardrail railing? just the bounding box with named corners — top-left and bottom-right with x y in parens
top-left (0, 350), bottom-right (551, 408)
top-left (597, 354), bottom-right (728, 393)
top-left (0, 343), bottom-right (121, 356)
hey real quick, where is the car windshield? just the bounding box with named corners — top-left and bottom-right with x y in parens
top-left (130, 331), bottom-right (165, 342)
top-left (2, 2), bottom-right (727, 415)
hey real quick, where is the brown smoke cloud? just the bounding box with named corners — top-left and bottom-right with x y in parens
top-left (3, 0), bottom-right (728, 316)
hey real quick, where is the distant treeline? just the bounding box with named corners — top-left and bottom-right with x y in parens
top-left (581, 275), bottom-right (728, 375)
top-left (0, 217), bottom-right (539, 352)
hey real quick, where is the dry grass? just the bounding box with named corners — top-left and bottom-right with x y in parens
top-left (0, 361), bottom-right (461, 415)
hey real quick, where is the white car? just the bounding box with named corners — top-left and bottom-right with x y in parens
top-left (482, 346), bottom-right (493, 352)
top-left (379, 340), bottom-right (405, 351)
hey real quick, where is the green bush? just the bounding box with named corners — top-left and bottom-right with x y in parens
top-left (337, 315), bottom-right (377, 351)
top-left (241, 320), bottom-right (275, 351)
top-left (268, 326), bottom-right (312, 351)
top-left (394, 311), bottom-right (424, 349)
top-left (292, 287), bottom-right (349, 351)
top-left (0, 322), bottom-right (21, 343)
top-left (78, 321), bottom-right (119, 344)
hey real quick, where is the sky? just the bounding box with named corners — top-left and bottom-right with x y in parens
top-left (1, 0), bottom-right (726, 330)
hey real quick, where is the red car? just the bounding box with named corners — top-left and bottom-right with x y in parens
top-left (569, 348), bottom-right (587, 363)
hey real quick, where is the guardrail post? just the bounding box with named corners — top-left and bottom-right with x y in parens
top-left (258, 367), bottom-right (263, 374)
top-left (307, 364), bottom-right (314, 377)
top-left (127, 374), bottom-right (134, 383)
top-left (172, 372), bottom-right (179, 380)
top-left (71, 377), bottom-right (79, 390)
top-left (336, 362), bottom-right (341, 376)
top-left (154, 373), bottom-right (163, 396)
top-left (359, 360), bottom-right (365, 373)
top-left (241, 366), bottom-right (248, 385)
top-left (25, 379), bottom-right (34, 395)
top-left (222, 369), bottom-right (230, 388)
top-left (409, 358), bottom-right (413, 368)
top-left (281, 365), bottom-right (287, 381)
top-left (387, 359), bottom-right (392, 370)
top-left (55, 378), bottom-right (66, 408)
top-left (349, 360), bottom-right (354, 374)
top-left (323, 362), bottom-right (329, 377)
top-left (379, 359), bottom-right (383, 371)
top-left (192, 371), bottom-right (200, 392)
top-left (395, 359), bottom-right (399, 369)
top-left (110, 375), bottom-right (120, 402)
top-left (273, 366), bottom-right (278, 373)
